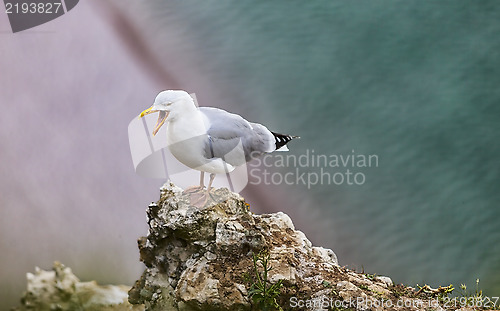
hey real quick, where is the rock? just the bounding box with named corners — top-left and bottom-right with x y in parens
top-left (376, 276), bottom-right (394, 287)
top-left (12, 262), bottom-right (143, 311)
top-left (129, 182), bottom-right (342, 311)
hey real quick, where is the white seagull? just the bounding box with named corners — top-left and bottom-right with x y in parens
top-left (140, 90), bottom-right (298, 206)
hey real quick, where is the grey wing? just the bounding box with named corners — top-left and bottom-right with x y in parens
top-left (200, 107), bottom-right (274, 166)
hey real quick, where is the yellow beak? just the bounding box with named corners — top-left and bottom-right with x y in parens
top-left (139, 106), bottom-right (156, 118)
top-left (139, 106), bottom-right (169, 136)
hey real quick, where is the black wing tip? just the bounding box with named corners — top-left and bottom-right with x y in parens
top-left (271, 131), bottom-right (299, 150)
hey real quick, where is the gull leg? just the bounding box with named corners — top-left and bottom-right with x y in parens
top-left (200, 171), bottom-right (205, 188)
top-left (186, 171), bottom-right (208, 207)
top-left (206, 173), bottom-right (218, 203)
top-left (184, 172), bottom-right (205, 194)
top-left (189, 173), bottom-right (216, 208)
top-left (207, 173), bottom-right (216, 192)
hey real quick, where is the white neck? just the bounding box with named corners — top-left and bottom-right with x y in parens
top-left (166, 98), bottom-right (197, 122)
top-left (165, 102), bottom-right (207, 145)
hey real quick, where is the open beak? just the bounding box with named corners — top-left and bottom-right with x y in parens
top-left (139, 106), bottom-right (169, 136)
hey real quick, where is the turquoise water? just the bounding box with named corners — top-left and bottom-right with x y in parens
top-left (147, 1), bottom-right (500, 295)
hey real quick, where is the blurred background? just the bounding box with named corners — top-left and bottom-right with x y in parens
top-left (1, 1), bottom-right (499, 309)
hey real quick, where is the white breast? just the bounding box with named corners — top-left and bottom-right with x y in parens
top-left (165, 110), bottom-right (235, 174)
top-left (165, 110), bottom-right (211, 170)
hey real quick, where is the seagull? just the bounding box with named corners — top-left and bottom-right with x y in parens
top-left (140, 90), bottom-right (298, 206)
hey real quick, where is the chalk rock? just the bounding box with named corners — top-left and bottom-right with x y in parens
top-left (128, 182), bottom-right (339, 311)
top-left (13, 262), bottom-right (143, 311)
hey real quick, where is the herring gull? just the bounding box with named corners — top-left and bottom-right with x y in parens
top-left (140, 90), bottom-right (298, 205)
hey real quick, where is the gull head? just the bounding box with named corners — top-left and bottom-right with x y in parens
top-left (139, 90), bottom-right (194, 135)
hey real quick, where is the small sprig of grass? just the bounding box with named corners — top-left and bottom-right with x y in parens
top-left (248, 250), bottom-right (283, 311)
top-left (459, 279), bottom-right (482, 298)
top-left (459, 279), bottom-right (487, 307)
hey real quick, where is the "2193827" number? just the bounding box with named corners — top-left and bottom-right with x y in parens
top-left (5, 2), bottom-right (63, 14)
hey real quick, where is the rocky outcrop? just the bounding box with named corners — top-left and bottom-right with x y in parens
top-left (13, 262), bottom-right (143, 311)
top-left (128, 182), bottom-right (342, 311)
top-left (128, 182), bottom-right (457, 311)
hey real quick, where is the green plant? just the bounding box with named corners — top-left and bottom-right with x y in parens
top-left (416, 284), bottom-right (454, 301)
top-left (436, 285), bottom-right (454, 302)
top-left (459, 279), bottom-right (482, 298)
top-left (248, 251), bottom-right (283, 311)
top-left (364, 273), bottom-right (376, 280)
top-left (458, 279), bottom-right (489, 308)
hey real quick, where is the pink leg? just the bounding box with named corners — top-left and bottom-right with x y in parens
top-left (183, 172), bottom-right (205, 194)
